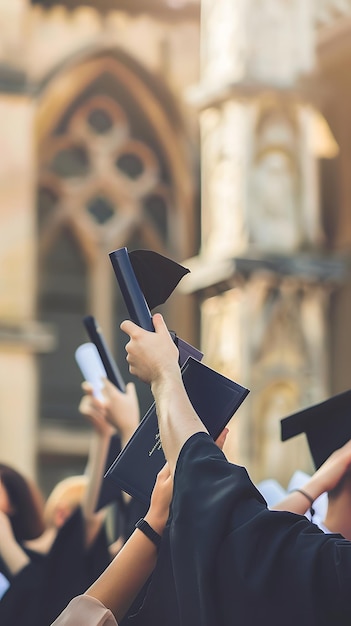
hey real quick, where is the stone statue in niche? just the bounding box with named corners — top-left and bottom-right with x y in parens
top-left (248, 281), bottom-right (328, 404)
top-left (248, 283), bottom-right (317, 483)
top-left (249, 149), bottom-right (300, 251)
top-left (250, 283), bottom-right (308, 368)
top-left (248, 107), bottom-right (301, 252)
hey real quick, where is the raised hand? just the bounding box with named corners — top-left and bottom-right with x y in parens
top-left (101, 380), bottom-right (140, 446)
top-left (120, 313), bottom-right (180, 386)
top-left (79, 382), bottom-right (113, 438)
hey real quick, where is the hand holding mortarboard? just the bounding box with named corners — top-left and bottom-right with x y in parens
top-left (109, 248), bottom-right (189, 331)
top-left (109, 247), bottom-right (202, 365)
top-left (107, 246), bottom-right (249, 504)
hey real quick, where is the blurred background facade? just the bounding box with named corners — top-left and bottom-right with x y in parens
top-left (1, 0), bottom-right (351, 495)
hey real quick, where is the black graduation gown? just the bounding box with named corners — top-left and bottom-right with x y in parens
top-left (97, 433), bottom-right (148, 543)
top-left (0, 507), bottom-right (111, 626)
top-left (126, 432), bottom-right (351, 626)
top-left (0, 548), bottom-right (45, 626)
top-left (41, 507), bottom-right (111, 624)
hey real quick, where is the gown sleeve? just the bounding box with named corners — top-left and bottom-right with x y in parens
top-left (51, 595), bottom-right (117, 626)
top-left (126, 432), bottom-right (351, 626)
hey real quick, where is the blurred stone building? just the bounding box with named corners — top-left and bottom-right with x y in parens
top-left (1, 0), bottom-right (351, 495)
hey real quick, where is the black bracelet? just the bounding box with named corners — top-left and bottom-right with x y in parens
top-left (290, 488), bottom-right (315, 519)
top-left (135, 518), bottom-right (161, 550)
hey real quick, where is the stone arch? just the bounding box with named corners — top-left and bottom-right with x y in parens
top-left (35, 47), bottom-right (197, 425)
top-left (35, 46), bottom-right (196, 258)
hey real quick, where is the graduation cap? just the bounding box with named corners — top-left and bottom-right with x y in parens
top-left (280, 389), bottom-right (351, 469)
top-left (109, 247), bottom-right (201, 363)
top-left (128, 249), bottom-right (190, 311)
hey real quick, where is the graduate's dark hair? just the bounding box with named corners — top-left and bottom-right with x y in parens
top-left (0, 463), bottom-right (45, 541)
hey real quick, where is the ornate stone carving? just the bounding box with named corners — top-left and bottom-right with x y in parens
top-left (248, 105), bottom-right (301, 251)
top-left (246, 277), bottom-right (329, 482)
top-left (38, 93), bottom-right (171, 261)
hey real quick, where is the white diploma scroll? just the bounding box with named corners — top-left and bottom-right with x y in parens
top-left (75, 342), bottom-right (107, 401)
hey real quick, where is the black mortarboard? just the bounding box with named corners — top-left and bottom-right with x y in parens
top-left (128, 249), bottom-right (190, 311)
top-left (280, 389), bottom-right (351, 469)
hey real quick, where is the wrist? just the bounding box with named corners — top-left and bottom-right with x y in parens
top-left (151, 368), bottom-right (182, 397)
top-left (289, 488), bottom-right (316, 519)
top-left (302, 477), bottom-right (326, 502)
top-left (94, 424), bottom-right (115, 440)
top-left (144, 510), bottom-right (168, 536)
top-left (135, 518), bottom-right (161, 550)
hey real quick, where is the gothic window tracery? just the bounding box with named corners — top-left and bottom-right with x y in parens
top-left (37, 70), bottom-right (176, 425)
top-left (38, 93), bottom-right (170, 258)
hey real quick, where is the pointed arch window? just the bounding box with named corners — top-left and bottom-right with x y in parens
top-left (37, 76), bottom-right (175, 425)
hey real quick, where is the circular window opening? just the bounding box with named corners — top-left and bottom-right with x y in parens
top-left (87, 108), bottom-right (114, 134)
top-left (86, 196), bottom-right (115, 224)
top-left (116, 153), bottom-right (144, 179)
top-left (51, 146), bottom-right (90, 178)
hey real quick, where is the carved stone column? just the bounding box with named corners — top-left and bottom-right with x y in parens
top-left (184, 0), bottom-right (344, 484)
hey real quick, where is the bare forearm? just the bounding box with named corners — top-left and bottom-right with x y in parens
top-left (85, 528), bottom-right (157, 622)
top-left (120, 314), bottom-right (207, 474)
top-left (273, 475), bottom-right (326, 514)
top-left (275, 440), bottom-right (351, 515)
top-left (273, 491), bottom-right (311, 514)
top-left (152, 371), bottom-right (207, 475)
top-left (85, 425), bottom-right (173, 621)
top-left (83, 431), bottom-right (111, 519)
top-left (0, 540), bottom-right (30, 576)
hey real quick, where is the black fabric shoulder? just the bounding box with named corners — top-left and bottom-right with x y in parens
top-left (127, 429), bottom-right (351, 626)
top-left (42, 507), bottom-right (110, 625)
top-left (0, 560), bottom-right (45, 626)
